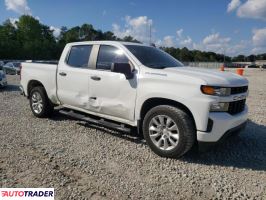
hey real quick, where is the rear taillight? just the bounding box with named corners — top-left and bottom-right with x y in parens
top-left (19, 64), bottom-right (22, 80)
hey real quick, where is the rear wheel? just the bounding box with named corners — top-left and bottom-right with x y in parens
top-left (29, 86), bottom-right (54, 118)
top-left (143, 105), bottom-right (195, 158)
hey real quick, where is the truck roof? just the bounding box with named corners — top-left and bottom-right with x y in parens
top-left (67, 41), bottom-right (148, 46)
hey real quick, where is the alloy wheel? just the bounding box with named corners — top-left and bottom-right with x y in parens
top-left (31, 92), bottom-right (43, 114)
top-left (148, 115), bottom-right (179, 151)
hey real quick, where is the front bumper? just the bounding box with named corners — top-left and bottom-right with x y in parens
top-left (198, 121), bottom-right (247, 151)
top-left (197, 106), bottom-right (248, 142)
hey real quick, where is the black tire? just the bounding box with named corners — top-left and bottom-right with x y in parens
top-left (143, 105), bottom-right (196, 158)
top-left (29, 86), bottom-right (54, 118)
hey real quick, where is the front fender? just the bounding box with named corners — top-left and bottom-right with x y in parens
top-left (135, 80), bottom-right (214, 131)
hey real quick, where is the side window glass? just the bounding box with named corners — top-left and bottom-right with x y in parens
top-left (96, 45), bottom-right (129, 70)
top-left (67, 45), bottom-right (92, 68)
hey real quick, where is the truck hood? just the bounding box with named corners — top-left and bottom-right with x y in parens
top-left (164, 66), bottom-right (248, 86)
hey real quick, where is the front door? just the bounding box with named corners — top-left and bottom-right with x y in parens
top-left (88, 45), bottom-right (137, 121)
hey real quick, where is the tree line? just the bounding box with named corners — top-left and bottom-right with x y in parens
top-left (0, 15), bottom-right (139, 60)
top-left (0, 15), bottom-right (265, 62)
top-left (162, 47), bottom-right (266, 62)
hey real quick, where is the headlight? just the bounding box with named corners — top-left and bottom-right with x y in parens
top-left (210, 102), bottom-right (229, 112)
top-left (201, 85), bottom-right (231, 96)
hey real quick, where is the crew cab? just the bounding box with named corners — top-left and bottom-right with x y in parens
top-left (20, 41), bottom-right (248, 158)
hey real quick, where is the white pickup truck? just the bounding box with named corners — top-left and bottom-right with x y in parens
top-left (20, 41), bottom-right (248, 158)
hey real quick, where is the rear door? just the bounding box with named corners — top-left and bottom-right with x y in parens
top-left (87, 45), bottom-right (137, 121)
top-left (57, 45), bottom-right (93, 109)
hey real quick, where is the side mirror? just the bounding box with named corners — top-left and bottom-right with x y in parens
top-left (111, 63), bottom-right (134, 79)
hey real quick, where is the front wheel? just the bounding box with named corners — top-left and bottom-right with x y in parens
top-left (143, 105), bottom-right (196, 158)
top-left (29, 86), bottom-right (54, 118)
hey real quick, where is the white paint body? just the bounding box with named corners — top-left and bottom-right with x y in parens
top-left (20, 41), bottom-right (249, 143)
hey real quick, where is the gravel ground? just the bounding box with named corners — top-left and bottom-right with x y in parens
top-left (0, 69), bottom-right (266, 199)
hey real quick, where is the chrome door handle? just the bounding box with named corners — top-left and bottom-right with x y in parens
top-left (59, 72), bottom-right (67, 76)
top-left (91, 76), bottom-right (101, 81)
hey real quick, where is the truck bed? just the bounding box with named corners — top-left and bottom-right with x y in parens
top-left (21, 62), bottom-right (58, 103)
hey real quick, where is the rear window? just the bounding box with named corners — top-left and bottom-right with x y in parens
top-left (67, 45), bottom-right (92, 68)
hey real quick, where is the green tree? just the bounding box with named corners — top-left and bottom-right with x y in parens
top-left (232, 55), bottom-right (246, 62)
top-left (122, 35), bottom-right (140, 43)
top-left (179, 47), bottom-right (193, 61)
top-left (102, 31), bottom-right (117, 40)
top-left (15, 15), bottom-right (56, 59)
top-left (0, 19), bottom-right (20, 59)
top-left (193, 50), bottom-right (204, 61)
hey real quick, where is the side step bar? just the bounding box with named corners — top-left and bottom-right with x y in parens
top-left (59, 109), bottom-right (131, 133)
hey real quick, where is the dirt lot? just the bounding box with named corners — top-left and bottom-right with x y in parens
top-left (0, 69), bottom-right (265, 199)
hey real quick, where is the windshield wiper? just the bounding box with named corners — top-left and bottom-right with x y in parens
top-left (146, 64), bottom-right (167, 69)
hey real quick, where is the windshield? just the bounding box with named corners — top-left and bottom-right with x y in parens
top-left (125, 45), bottom-right (183, 68)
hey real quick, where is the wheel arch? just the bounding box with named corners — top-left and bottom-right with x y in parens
top-left (139, 97), bottom-right (196, 130)
top-left (27, 80), bottom-right (46, 98)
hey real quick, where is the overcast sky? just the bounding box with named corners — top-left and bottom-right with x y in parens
top-left (1, 0), bottom-right (266, 56)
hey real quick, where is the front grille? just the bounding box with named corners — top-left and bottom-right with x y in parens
top-left (231, 86), bottom-right (248, 95)
top-left (228, 99), bottom-right (246, 115)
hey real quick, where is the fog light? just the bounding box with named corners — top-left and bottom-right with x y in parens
top-left (210, 102), bottom-right (229, 112)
